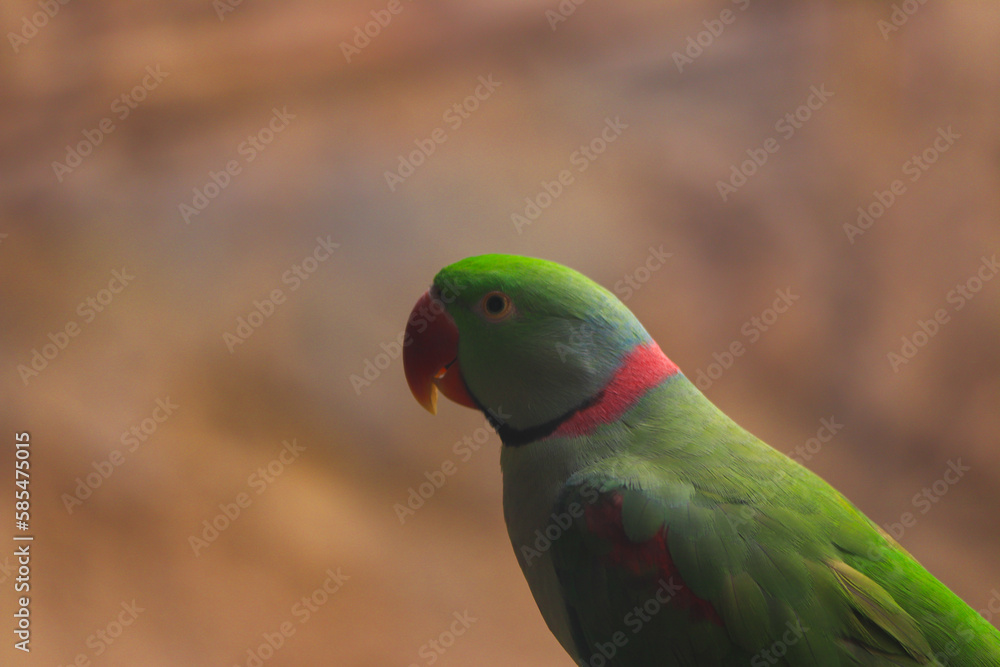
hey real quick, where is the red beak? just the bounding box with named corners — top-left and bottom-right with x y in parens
top-left (403, 289), bottom-right (477, 414)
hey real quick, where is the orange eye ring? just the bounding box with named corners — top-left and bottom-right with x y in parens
top-left (480, 291), bottom-right (513, 320)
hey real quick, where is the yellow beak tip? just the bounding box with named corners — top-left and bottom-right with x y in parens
top-left (423, 385), bottom-right (439, 415)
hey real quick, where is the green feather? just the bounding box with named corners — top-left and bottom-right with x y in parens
top-left (418, 255), bottom-right (1000, 666)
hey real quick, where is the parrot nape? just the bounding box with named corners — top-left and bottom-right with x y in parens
top-left (402, 254), bottom-right (1000, 666)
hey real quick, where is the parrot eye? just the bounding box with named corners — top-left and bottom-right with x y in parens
top-left (481, 291), bottom-right (513, 320)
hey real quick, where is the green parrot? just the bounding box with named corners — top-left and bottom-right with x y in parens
top-left (402, 254), bottom-right (1000, 666)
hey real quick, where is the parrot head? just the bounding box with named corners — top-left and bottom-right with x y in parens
top-left (403, 254), bottom-right (661, 440)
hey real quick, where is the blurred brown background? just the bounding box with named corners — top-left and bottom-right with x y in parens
top-left (1, 0), bottom-right (999, 664)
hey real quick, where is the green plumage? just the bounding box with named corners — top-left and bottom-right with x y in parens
top-left (545, 377), bottom-right (999, 665)
top-left (411, 254), bottom-right (1000, 666)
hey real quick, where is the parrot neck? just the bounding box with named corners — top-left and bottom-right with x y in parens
top-left (493, 341), bottom-right (680, 447)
